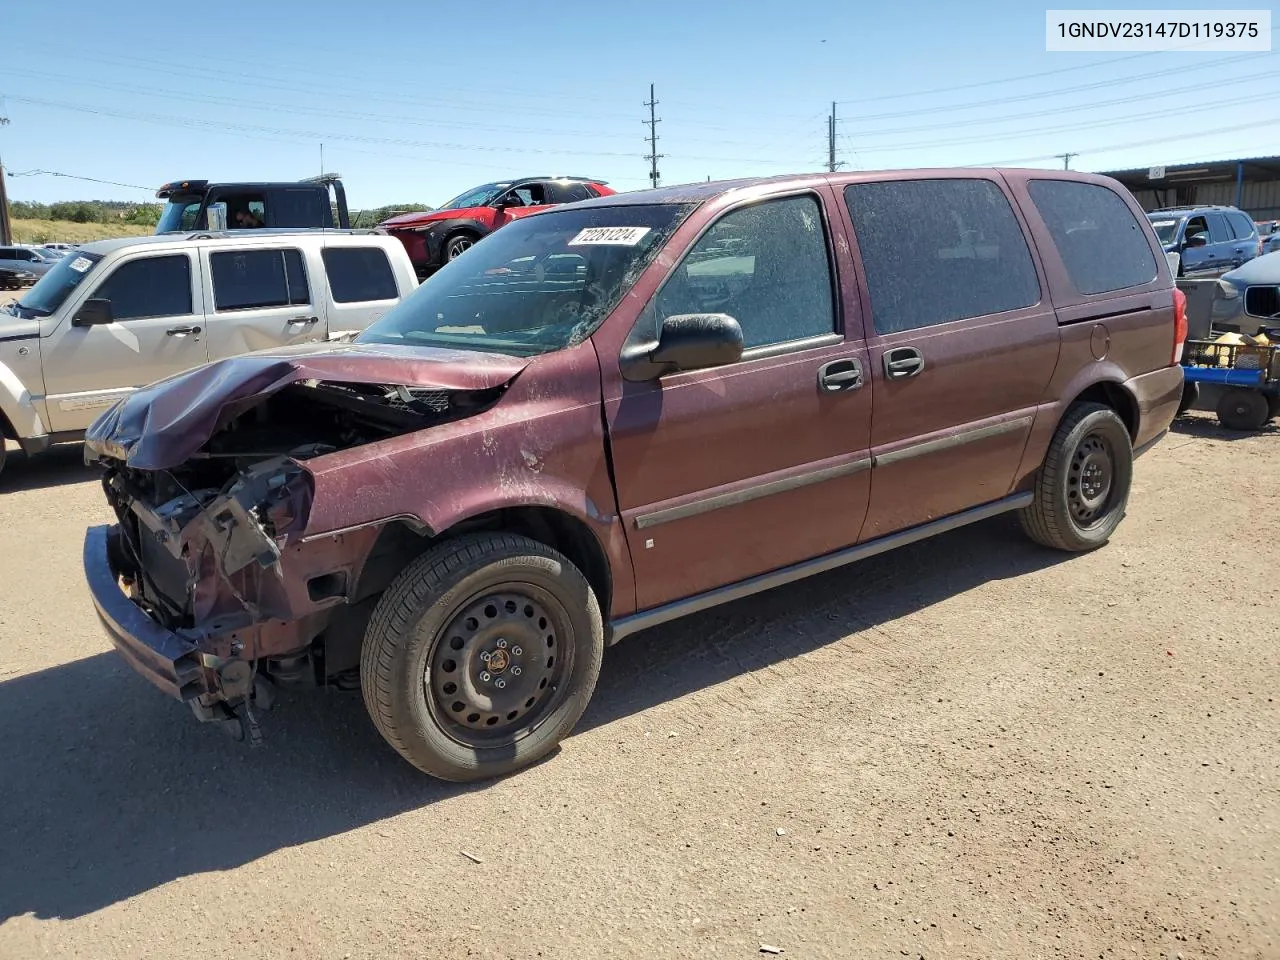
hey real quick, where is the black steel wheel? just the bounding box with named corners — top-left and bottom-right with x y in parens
top-left (1216, 388), bottom-right (1269, 431)
top-left (425, 589), bottom-right (572, 747)
top-left (1267, 394), bottom-right (1280, 422)
top-left (1019, 402), bottom-right (1133, 552)
top-left (1175, 381), bottom-right (1199, 417)
top-left (361, 532), bottom-right (603, 781)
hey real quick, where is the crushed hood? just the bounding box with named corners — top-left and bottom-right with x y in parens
top-left (84, 340), bottom-right (528, 470)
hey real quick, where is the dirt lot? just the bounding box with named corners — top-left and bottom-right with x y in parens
top-left (0, 415), bottom-right (1276, 960)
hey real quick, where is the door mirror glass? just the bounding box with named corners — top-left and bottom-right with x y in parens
top-left (206, 202), bottom-right (229, 232)
top-left (650, 313), bottom-right (744, 373)
top-left (73, 298), bottom-right (114, 327)
top-left (1184, 233), bottom-right (1208, 249)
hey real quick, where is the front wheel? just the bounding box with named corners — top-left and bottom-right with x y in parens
top-left (1018, 403), bottom-right (1133, 553)
top-left (443, 233), bottom-right (476, 263)
top-left (360, 532), bottom-right (604, 782)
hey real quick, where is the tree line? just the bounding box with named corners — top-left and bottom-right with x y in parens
top-left (10, 199), bottom-right (163, 226)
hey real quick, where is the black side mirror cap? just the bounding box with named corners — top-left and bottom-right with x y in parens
top-left (649, 313), bottom-right (744, 372)
top-left (73, 298), bottom-right (113, 327)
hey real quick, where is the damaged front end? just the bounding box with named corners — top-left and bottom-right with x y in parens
top-left (82, 345), bottom-right (524, 735)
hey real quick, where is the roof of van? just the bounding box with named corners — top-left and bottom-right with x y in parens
top-left (73, 229), bottom-right (392, 258)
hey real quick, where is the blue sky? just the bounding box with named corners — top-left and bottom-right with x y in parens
top-left (2, 0), bottom-right (1277, 211)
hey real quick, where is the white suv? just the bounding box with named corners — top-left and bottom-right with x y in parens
top-left (0, 230), bottom-right (418, 478)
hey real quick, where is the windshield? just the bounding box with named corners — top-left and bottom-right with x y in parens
top-left (440, 182), bottom-right (510, 211)
top-left (37, 247), bottom-right (65, 259)
top-left (13, 251), bottom-right (104, 318)
top-left (156, 199), bottom-right (202, 233)
top-left (1148, 217), bottom-right (1181, 244)
top-left (357, 204), bottom-right (694, 356)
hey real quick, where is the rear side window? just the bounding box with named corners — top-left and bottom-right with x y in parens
top-left (210, 249), bottom-right (310, 311)
top-left (271, 189), bottom-right (335, 228)
top-left (843, 178), bottom-right (1040, 334)
top-left (1027, 180), bottom-right (1158, 295)
top-left (548, 181), bottom-right (594, 204)
top-left (94, 255), bottom-right (193, 320)
top-left (1226, 211), bottom-right (1256, 240)
top-left (1206, 212), bottom-right (1232, 244)
top-left (322, 247), bottom-right (399, 303)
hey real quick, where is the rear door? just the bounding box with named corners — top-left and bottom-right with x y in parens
top-left (838, 174), bottom-right (1058, 540)
top-left (201, 245), bottom-right (323, 360)
top-left (1206, 212), bottom-right (1235, 274)
top-left (41, 251), bottom-right (208, 432)
top-left (319, 243), bottom-right (404, 335)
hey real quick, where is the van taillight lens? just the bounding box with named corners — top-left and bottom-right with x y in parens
top-left (1172, 287), bottom-right (1188, 364)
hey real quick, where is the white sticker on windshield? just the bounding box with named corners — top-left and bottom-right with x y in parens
top-left (568, 226), bottom-right (651, 246)
top-left (69, 257), bottom-right (92, 273)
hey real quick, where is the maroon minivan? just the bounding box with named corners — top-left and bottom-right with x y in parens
top-left (82, 170), bottom-right (1187, 781)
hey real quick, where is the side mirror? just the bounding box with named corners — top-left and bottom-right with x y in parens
top-left (1184, 233), bottom-right (1208, 249)
top-left (494, 194), bottom-right (521, 210)
top-left (73, 298), bottom-right (114, 327)
top-left (650, 313), bottom-right (744, 373)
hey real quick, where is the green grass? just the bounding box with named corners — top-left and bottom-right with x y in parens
top-left (10, 219), bottom-right (155, 244)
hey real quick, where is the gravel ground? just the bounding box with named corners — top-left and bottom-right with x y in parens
top-left (0, 415), bottom-right (1276, 960)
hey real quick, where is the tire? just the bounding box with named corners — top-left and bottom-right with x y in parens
top-left (442, 233), bottom-right (477, 263)
top-left (0, 440), bottom-right (7, 481)
top-left (1216, 388), bottom-right (1269, 431)
top-left (1176, 381), bottom-right (1199, 417)
top-left (360, 532), bottom-right (604, 782)
top-left (1266, 394), bottom-right (1280, 422)
top-left (1018, 402), bottom-right (1133, 553)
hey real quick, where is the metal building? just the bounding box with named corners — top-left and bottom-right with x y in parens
top-left (1098, 156), bottom-right (1280, 220)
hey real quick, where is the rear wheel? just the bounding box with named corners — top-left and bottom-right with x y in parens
top-left (0, 440), bottom-right (7, 481)
top-left (1018, 402), bottom-right (1133, 553)
top-left (1216, 388), bottom-right (1269, 431)
top-left (360, 532), bottom-right (604, 782)
top-left (1266, 394), bottom-right (1280, 422)
top-left (1176, 381), bottom-right (1199, 416)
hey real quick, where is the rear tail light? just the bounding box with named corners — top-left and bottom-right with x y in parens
top-left (1172, 287), bottom-right (1188, 364)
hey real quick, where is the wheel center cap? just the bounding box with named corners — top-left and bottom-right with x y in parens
top-left (487, 648), bottom-right (510, 674)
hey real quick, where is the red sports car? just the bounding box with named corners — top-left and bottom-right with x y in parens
top-left (378, 176), bottom-right (615, 278)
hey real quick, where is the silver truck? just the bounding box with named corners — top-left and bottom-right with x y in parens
top-left (0, 229), bottom-right (419, 479)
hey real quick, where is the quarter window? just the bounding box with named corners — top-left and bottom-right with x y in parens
top-left (92, 255), bottom-right (193, 321)
top-left (1027, 180), bottom-right (1158, 295)
top-left (650, 194), bottom-right (836, 350)
top-left (210, 249), bottom-right (310, 311)
top-left (844, 179), bottom-right (1040, 334)
top-left (322, 247), bottom-right (399, 303)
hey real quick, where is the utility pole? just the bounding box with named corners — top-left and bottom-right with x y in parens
top-left (1057, 152), bottom-right (1077, 170)
top-left (827, 101), bottom-right (837, 173)
top-left (0, 114), bottom-right (11, 246)
top-left (644, 84), bottom-right (663, 189)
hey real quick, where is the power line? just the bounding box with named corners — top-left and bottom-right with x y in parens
top-left (834, 28), bottom-right (1278, 107)
top-left (6, 168), bottom-right (152, 191)
top-left (836, 51), bottom-right (1272, 125)
top-left (644, 84), bottom-right (663, 188)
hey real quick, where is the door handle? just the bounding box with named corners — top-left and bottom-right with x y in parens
top-left (817, 357), bottom-right (863, 393)
top-left (883, 347), bottom-right (924, 380)
top-left (166, 325), bottom-right (202, 337)
top-left (288, 316), bottom-right (320, 326)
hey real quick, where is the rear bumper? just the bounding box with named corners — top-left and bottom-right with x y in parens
top-left (1125, 364), bottom-right (1184, 451)
top-left (83, 524), bottom-right (206, 701)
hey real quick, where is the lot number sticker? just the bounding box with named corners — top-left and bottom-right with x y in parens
top-left (568, 226), bottom-right (651, 246)
top-left (69, 257), bottom-right (93, 273)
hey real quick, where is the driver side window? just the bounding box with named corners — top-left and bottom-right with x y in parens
top-left (91, 255), bottom-right (193, 321)
top-left (1184, 216), bottom-right (1208, 240)
top-left (648, 194), bottom-right (836, 350)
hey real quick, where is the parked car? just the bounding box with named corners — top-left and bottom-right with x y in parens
top-left (1146, 205), bottom-right (1258, 277)
top-left (377, 176), bottom-right (616, 278)
top-left (0, 229), bottom-right (417, 477)
top-left (0, 267), bottom-right (37, 290)
top-left (34, 246), bottom-right (67, 260)
top-left (1255, 219), bottom-right (1280, 255)
top-left (1208, 250), bottom-right (1280, 336)
top-left (155, 174), bottom-right (350, 233)
top-left (0, 245), bottom-right (58, 278)
top-left (82, 170), bottom-right (1185, 781)
top-left (41, 242), bottom-right (80, 254)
